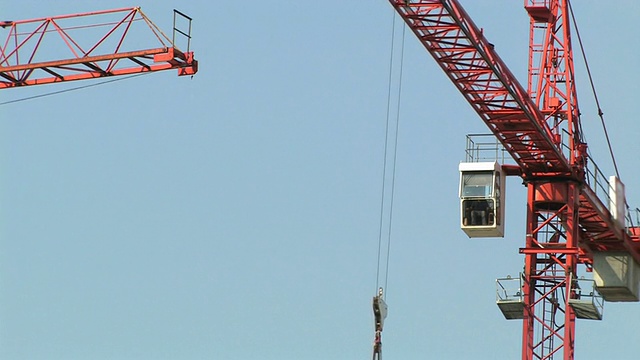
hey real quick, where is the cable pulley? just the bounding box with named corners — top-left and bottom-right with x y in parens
top-left (372, 287), bottom-right (388, 360)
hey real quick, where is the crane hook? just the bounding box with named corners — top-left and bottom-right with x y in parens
top-left (372, 287), bottom-right (388, 360)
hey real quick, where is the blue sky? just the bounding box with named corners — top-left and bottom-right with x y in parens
top-left (1, 1), bottom-right (639, 359)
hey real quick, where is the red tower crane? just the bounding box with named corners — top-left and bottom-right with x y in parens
top-left (0, 7), bottom-right (197, 89)
top-left (387, 1), bottom-right (639, 359)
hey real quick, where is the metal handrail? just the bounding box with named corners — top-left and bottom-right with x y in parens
top-left (172, 9), bottom-right (192, 53)
top-left (464, 134), bottom-right (510, 164)
top-left (496, 275), bottom-right (524, 302)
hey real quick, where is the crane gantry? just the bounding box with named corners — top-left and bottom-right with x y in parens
top-left (387, 1), bottom-right (639, 359)
top-left (0, 7), bottom-right (197, 89)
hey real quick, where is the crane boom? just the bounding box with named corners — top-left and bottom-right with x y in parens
top-left (386, 0), bottom-right (638, 259)
top-left (0, 7), bottom-right (197, 89)
top-left (388, 0), bottom-right (568, 177)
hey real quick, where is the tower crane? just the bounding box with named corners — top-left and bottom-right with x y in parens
top-left (0, 7), bottom-right (197, 89)
top-left (387, 1), bottom-right (639, 359)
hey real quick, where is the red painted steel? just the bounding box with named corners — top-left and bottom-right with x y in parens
top-left (386, 0), bottom-right (638, 257)
top-left (521, 181), bottom-right (580, 360)
top-left (0, 7), bottom-right (197, 89)
top-left (388, 0), bottom-right (568, 178)
top-left (388, 0), bottom-right (637, 359)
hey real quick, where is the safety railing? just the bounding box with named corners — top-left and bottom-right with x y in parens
top-left (495, 275), bottom-right (525, 319)
top-left (496, 275), bottom-right (524, 303)
top-left (568, 276), bottom-right (604, 320)
top-left (172, 9), bottom-right (192, 53)
top-left (525, 0), bottom-right (551, 7)
top-left (464, 134), bottom-right (510, 164)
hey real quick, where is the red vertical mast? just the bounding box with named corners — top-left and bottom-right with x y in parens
top-left (522, 2), bottom-right (580, 358)
top-left (526, 0), bottom-right (581, 165)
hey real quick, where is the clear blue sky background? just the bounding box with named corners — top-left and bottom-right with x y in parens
top-left (1, 1), bottom-right (638, 359)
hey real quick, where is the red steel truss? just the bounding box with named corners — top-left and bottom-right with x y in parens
top-left (388, 0), bottom-right (639, 359)
top-left (522, 3), bottom-right (578, 358)
top-left (388, 0), bottom-right (568, 177)
top-left (0, 7), bottom-right (197, 89)
top-left (521, 182), bottom-right (580, 360)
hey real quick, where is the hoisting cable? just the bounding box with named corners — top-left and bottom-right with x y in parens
top-left (384, 20), bottom-right (406, 296)
top-left (567, 0), bottom-right (619, 179)
top-left (567, 1), bottom-right (638, 229)
top-left (373, 9), bottom-right (406, 360)
top-left (0, 72), bottom-right (151, 106)
top-left (375, 10), bottom-right (396, 294)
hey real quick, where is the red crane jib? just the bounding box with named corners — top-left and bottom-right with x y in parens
top-left (388, 0), bottom-right (639, 263)
top-left (0, 7), bottom-right (198, 89)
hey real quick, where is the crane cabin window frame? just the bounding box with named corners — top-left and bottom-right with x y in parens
top-left (459, 161), bottom-right (505, 238)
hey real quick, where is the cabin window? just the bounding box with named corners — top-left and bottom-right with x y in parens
top-left (463, 199), bottom-right (496, 226)
top-left (461, 171), bottom-right (493, 197)
top-left (461, 171), bottom-right (500, 227)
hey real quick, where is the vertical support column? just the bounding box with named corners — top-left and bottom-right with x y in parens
top-left (562, 182), bottom-right (580, 360)
top-left (524, 1), bottom-right (582, 356)
top-left (521, 181), bottom-right (580, 359)
top-left (522, 183), bottom-right (537, 360)
top-left (526, 0), bottom-right (582, 161)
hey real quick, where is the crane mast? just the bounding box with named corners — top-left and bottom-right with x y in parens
top-left (523, 2), bottom-right (579, 358)
top-left (526, 1), bottom-right (581, 165)
top-left (388, 1), bottom-right (639, 359)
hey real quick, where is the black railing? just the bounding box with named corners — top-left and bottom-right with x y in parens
top-left (172, 9), bottom-right (192, 53)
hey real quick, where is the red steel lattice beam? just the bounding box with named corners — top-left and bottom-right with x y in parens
top-left (522, 182), bottom-right (580, 360)
top-left (388, 0), bottom-right (569, 178)
top-left (0, 7), bottom-right (197, 89)
top-left (386, 0), bottom-right (639, 258)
